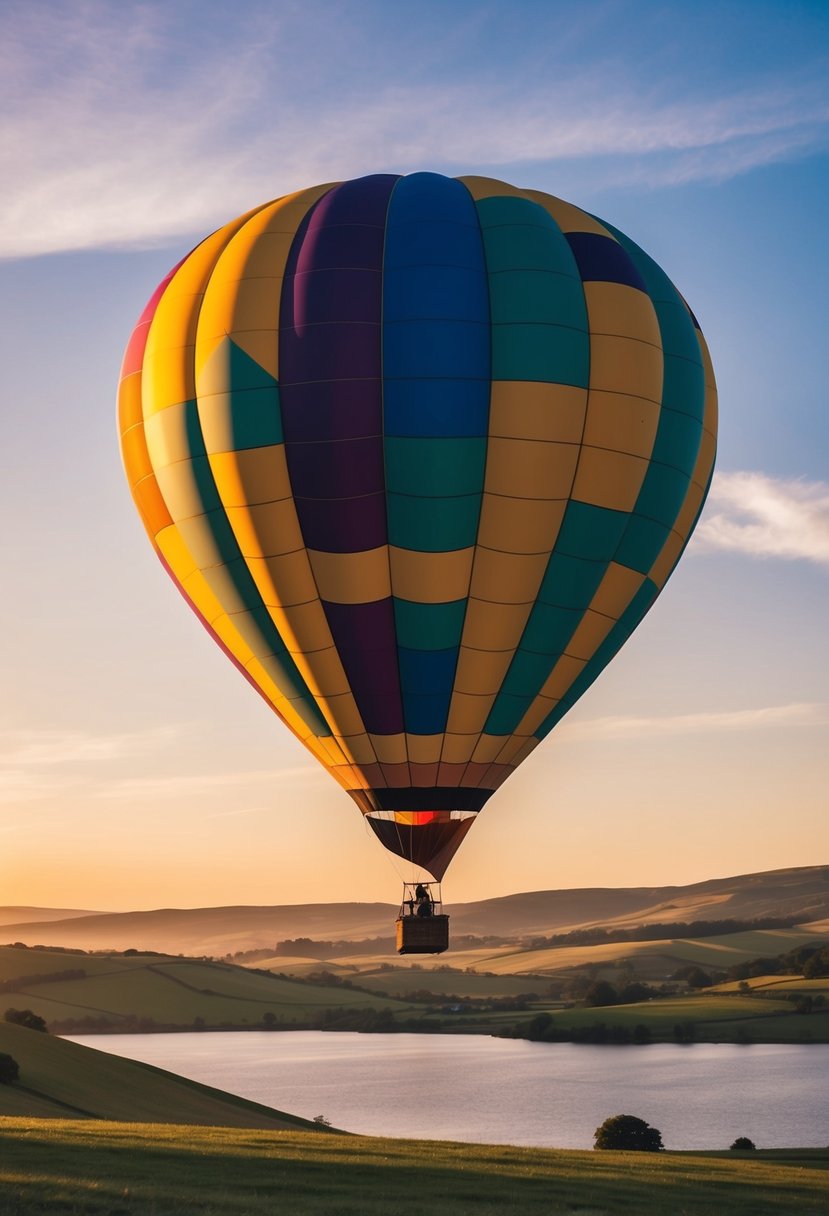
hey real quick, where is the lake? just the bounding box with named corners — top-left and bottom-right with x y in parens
top-left (67, 1032), bottom-right (829, 1150)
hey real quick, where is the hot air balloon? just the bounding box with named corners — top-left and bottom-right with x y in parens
top-left (118, 172), bottom-right (716, 952)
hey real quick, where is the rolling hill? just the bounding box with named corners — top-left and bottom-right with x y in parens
top-left (0, 907), bottom-right (98, 927)
top-left (0, 946), bottom-right (416, 1033)
top-left (2, 866), bottom-right (828, 955)
top-left (0, 1021), bottom-right (327, 1128)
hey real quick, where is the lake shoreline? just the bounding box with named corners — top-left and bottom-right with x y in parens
top-left (65, 1031), bottom-right (829, 1151)
top-left (53, 1016), bottom-right (829, 1045)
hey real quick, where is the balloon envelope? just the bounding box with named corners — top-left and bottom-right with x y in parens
top-left (118, 173), bottom-right (717, 879)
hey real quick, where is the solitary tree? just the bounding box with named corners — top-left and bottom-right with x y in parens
top-left (730, 1136), bottom-right (756, 1151)
top-left (594, 1114), bottom-right (663, 1152)
top-left (0, 1053), bottom-right (20, 1084)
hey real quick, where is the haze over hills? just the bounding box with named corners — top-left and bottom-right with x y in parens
top-left (3, 866), bottom-right (828, 956)
top-left (0, 908), bottom-right (99, 927)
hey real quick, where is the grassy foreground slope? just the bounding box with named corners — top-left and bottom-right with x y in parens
top-left (0, 1023), bottom-right (322, 1130)
top-left (0, 1119), bottom-right (827, 1216)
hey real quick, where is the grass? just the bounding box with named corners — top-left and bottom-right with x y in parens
top-left (403, 987), bottom-right (829, 1042)
top-left (715, 975), bottom-right (829, 994)
top-left (0, 948), bottom-right (414, 1029)
top-left (0, 1023), bottom-right (323, 1130)
top-left (454, 927), bottom-right (829, 979)
top-left (557, 993), bottom-right (792, 1026)
top-left (3, 942), bottom-right (828, 1044)
top-left (0, 947), bottom-right (153, 982)
top-left (313, 926), bottom-right (829, 990)
top-left (0, 1119), bottom-right (827, 1215)
top-left (353, 968), bottom-right (549, 999)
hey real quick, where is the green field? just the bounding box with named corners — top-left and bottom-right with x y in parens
top-left (4, 942), bottom-right (828, 1042)
top-left (256, 925), bottom-right (829, 989)
top-left (427, 926), bottom-right (829, 980)
top-left (0, 1021), bottom-right (326, 1129)
top-left (520, 992), bottom-right (829, 1041)
top-left (0, 1119), bottom-right (827, 1215)
top-left (0, 947), bottom-right (416, 1030)
top-left (1, 983), bottom-right (828, 1214)
top-left (352, 967), bottom-right (550, 999)
top-left (377, 974), bottom-right (829, 1041)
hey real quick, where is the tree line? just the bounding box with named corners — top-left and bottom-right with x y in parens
top-left (727, 943), bottom-right (829, 980)
top-left (522, 915), bottom-right (802, 951)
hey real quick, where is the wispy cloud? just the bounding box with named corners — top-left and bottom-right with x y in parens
top-left (100, 765), bottom-right (324, 802)
top-left (3, 2), bottom-right (828, 257)
top-left (694, 472), bottom-right (829, 565)
top-left (0, 725), bottom-right (181, 804)
top-left (0, 726), bottom-right (180, 767)
top-left (560, 702), bottom-right (829, 743)
top-left (0, 769), bottom-right (81, 806)
top-left (205, 805), bottom-right (267, 820)
top-left (0, 720), bottom-right (321, 807)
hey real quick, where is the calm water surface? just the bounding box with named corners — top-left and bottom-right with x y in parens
top-left (67, 1032), bottom-right (829, 1150)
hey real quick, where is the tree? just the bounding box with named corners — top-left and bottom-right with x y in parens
top-left (525, 1012), bottom-right (553, 1040)
top-left (4, 1008), bottom-right (47, 1033)
top-left (594, 1114), bottom-right (663, 1152)
top-left (584, 980), bottom-right (618, 1007)
top-left (619, 982), bottom-right (654, 1003)
top-left (671, 965), bottom-right (713, 989)
top-left (0, 1053), bottom-right (19, 1084)
top-left (803, 947), bottom-right (829, 979)
top-left (730, 1136), bottom-right (756, 1151)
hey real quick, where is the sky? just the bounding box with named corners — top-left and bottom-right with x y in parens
top-left (1, 0), bottom-right (828, 912)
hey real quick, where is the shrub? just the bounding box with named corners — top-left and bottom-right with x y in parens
top-left (0, 1053), bottom-right (19, 1084)
top-left (730, 1136), bottom-right (756, 1151)
top-left (594, 1114), bottom-right (663, 1151)
top-left (4, 1008), bottom-right (47, 1032)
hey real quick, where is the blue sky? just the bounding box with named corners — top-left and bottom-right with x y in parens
top-left (1, 0), bottom-right (827, 909)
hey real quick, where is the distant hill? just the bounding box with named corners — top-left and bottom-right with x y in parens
top-left (0, 907), bottom-right (99, 927)
top-left (3, 866), bottom-right (828, 956)
top-left (0, 1021), bottom-right (327, 1128)
top-left (0, 903), bottom-right (398, 955)
top-left (450, 865), bottom-right (829, 938)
